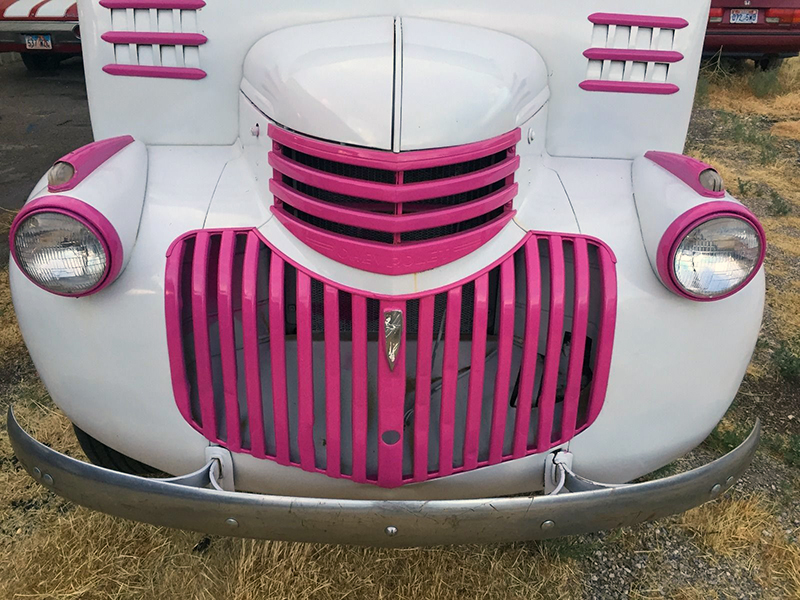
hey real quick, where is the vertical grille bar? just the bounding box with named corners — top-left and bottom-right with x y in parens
top-left (536, 237), bottom-right (566, 452)
top-left (413, 295), bottom-right (435, 481)
top-left (350, 295), bottom-right (369, 483)
top-left (190, 231), bottom-right (217, 439)
top-left (217, 230), bottom-right (241, 450)
top-left (165, 239), bottom-right (192, 423)
top-left (438, 287), bottom-right (462, 476)
top-left (561, 239), bottom-right (590, 440)
top-left (488, 259), bottom-right (516, 464)
top-left (463, 273), bottom-right (489, 470)
top-left (268, 255), bottom-right (290, 465)
top-left (377, 302), bottom-right (407, 488)
top-left (241, 232), bottom-right (265, 456)
top-left (295, 271), bottom-right (316, 471)
top-left (586, 247), bottom-right (618, 425)
top-left (323, 285), bottom-right (342, 477)
top-left (511, 239), bottom-right (542, 458)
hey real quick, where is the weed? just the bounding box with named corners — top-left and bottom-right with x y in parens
top-left (695, 75), bottom-right (710, 107)
top-left (738, 178), bottom-right (754, 197)
top-left (705, 421), bottom-right (750, 454)
top-left (718, 111), bottom-right (780, 165)
top-left (769, 190), bottom-right (792, 216)
top-left (774, 339), bottom-right (800, 381)
top-left (749, 69), bottom-right (783, 98)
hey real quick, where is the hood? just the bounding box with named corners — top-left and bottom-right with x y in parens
top-left (240, 17), bottom-right (550, 150)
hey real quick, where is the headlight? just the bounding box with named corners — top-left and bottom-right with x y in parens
top-left (10, 197), bottom-right (122, 297)
top-left (658, 204), bottom-right (766, 301)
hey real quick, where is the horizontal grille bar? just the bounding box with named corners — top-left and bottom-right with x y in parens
top-left (267, 125), bottom-right (521, 275)
top-left (165, 228), bottom-right (618, 488)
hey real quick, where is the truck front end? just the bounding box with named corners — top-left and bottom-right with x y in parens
top-left (7, 0), bottom-right (765, 546)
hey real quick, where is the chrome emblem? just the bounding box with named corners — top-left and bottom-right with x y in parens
top-left (384, 309), bottom-right (403, 370)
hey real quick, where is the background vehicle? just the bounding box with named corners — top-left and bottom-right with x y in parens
top-left (705, 0), bottom-right (800, 69)
top-left (0, 0), bottom-right (81, 71)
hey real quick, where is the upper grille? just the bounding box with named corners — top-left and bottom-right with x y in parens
top-left (267, 125), bottom-right (521, 275)
top-left (165, 228), bottom-right (618, 488)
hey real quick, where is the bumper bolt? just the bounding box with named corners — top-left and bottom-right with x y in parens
top-left (42, 474), bottom-right (53, 486)
top-left (32, 467), bottom-right (41, 478)
top-left (225, 518), bottom-right (239, 528)
top-left (385, 526), bottom-right (398, 537)
top-left (541, 520), bottom-right (555, 531)
top-left (726, 476), bottom-right (734, 486)
top-left (710, 484), bottom-right (722, 497)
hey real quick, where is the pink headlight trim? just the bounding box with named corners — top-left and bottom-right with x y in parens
top-left (645, 151), bottom-right (726, 199)
top-left (9, 195), bottom-right (123, 297)
top-left (48, 135), bottom-right (134, 193)
top-left (656, 201), bottom-right (767, 302)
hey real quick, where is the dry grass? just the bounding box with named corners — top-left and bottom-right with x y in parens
top-left (3, 60), bottom-right (800, 599)
top-left (680, 495), bottom-right (800, 596)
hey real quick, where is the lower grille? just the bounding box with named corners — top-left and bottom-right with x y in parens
top-left (165, 229), bottom-right (617, 487)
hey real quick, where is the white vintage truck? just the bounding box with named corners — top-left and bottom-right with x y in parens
top-left (8, 0), bottom-right (764, 546)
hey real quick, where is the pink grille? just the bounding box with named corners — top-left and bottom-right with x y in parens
top-left (165, 229), bottom-right (617, 488)
top-left (268, 125), bottom-right (520, 276)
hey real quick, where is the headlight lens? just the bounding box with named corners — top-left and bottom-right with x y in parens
top-left (672, 216), bottom-right (762, 299)
top-left (13, 211), bottom-right (109, 295)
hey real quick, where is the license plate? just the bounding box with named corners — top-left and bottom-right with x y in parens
top-left (731, 9), bottom-right (759, 24)
top-left (24, 34), bottom-right (52, 50)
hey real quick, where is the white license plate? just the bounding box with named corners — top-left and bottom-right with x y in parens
top-left (24, 34), bottom-right (53, 50)
top-left (730, 9), bottom-right (759, 24)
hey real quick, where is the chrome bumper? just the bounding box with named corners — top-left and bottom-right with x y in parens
top-left (8, 407), bottom-right (760, 547)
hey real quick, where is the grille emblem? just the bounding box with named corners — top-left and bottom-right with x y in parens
top-left (384, 310), bottom-right (403, 370)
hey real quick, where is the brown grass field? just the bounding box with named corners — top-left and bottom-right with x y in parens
top-left (2, 59), bottom-right (800, 599)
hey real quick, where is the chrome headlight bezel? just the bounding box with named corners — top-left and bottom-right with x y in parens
top-left (657, 202), bottom-right (766, 302)
top-left (10, 196), bottom-right (123, 297)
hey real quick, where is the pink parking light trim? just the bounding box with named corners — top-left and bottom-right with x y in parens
top-left (323, 285), bottom-right (342, 478)
top-left (190, 231), bottom-right (217, 440)
top-left (268, 256), bottom-right (290, 465)
top-left (48, 136), bottom-right (134, 193)
top-left (589, 12), bottom-right (689, 29)
top-left (103, 65), bottom-right (207, 80)
top-left (101, 31), bottom-right (207, 46)
top-left (580, 81), bottom-right (680, 95)
top-left (99, 0), bottom-right (205, 8)
top-left (583, 48), bottom-right (684, 63)
top-left (295, 271), bottom-right (316, 472)
top-left (560, 239), bottom-right (590, 441)
top-left (511, 239), bottom-right (542, 458)
top-left (645, 151), bottom-right (726, 199)
top-left (462, 274), bottom-right (489, 470)
top-left (217, 231), bottom-right (241, 451)
top-left (656, 201), bottom-right (767, 302)
top-left (413, 296), bottom-right (435, 481)
top-left (271, 206), bottom-right (515, 276)
top-left (350, 295), bottom-right (369, 483)
top-left (488, 259), bottom-right (515, 464)
top-left (536, 237), bottom-right (565, 452)
top-left (269, 124), bottom-right (521, 171)
top-left (377, 302), bottom-right (407, 488)
top-left (438, 287), bottom-right (462, 477)
top-left (9, 195), bottom-right (123, 297)
top-left (241, 232), bottom-right (266, 456)
top-left (268, 151), bottom-right (519, 204)
top-left (270, 179), bottom-right (517, 234)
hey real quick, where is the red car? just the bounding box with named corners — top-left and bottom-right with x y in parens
top-left (0, 0), bottom-right (80, 71)
top-left (706, 1), bottom-right (800, 68)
